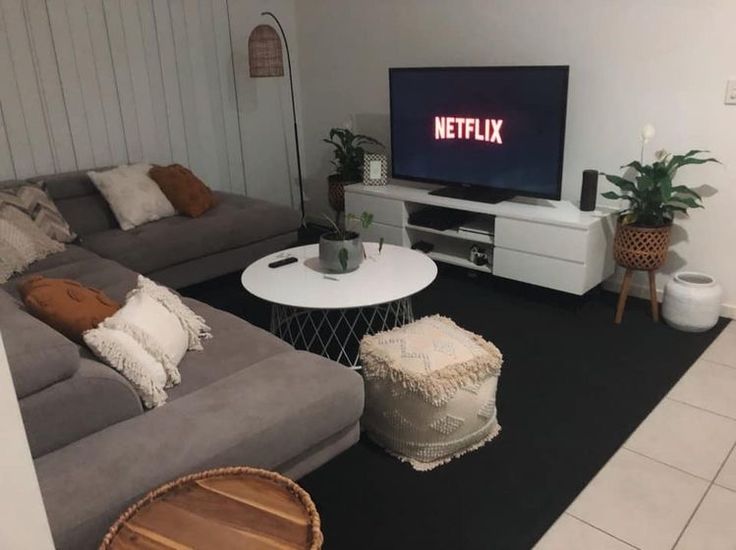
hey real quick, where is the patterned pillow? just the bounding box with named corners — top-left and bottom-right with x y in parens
top-left (0, 182), bottom-right (77, 242)
top-left (0, 205), bottom-right (64, 284)
top-left (0, 219), bottom-right (33, 283)
top-left (0, 208), bottom-right (65, 283)
top-left (0, 205), bottom-right (65, 257)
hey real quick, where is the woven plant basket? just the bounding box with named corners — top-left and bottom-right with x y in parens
top-left (100, 466), bottom-right (323, 550)
top-left (613, 219), bottom-right (672, 271)
top-left (328, 175), bottom-right (350, 213)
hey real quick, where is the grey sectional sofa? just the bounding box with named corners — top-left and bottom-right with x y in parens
top-left (0, 170), bottom-right (364, 549)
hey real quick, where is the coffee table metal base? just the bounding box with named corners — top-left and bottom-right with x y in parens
top-left (270, 298), bottom-right (414, 367)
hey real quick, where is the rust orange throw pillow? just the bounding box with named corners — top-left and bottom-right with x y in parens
top-left (148, 164), bottom-right (216, 218)
top-left (18, 276), bottom-right (121, 344)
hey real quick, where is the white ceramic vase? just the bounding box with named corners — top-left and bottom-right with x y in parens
top-left (662, 272), bottom-right (722, 332)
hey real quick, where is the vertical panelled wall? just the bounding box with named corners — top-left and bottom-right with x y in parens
top-left (0, 0), bottom-right (248, 194)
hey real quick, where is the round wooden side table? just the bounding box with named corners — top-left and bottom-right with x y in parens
top-left (100, 467), bottom-right (323, 549)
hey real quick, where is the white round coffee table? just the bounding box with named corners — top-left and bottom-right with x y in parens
top-left (241, 243), bottom-right (437, 367)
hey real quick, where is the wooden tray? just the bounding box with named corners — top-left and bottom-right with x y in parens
top-left (100, 467), bottom-right (323, 549)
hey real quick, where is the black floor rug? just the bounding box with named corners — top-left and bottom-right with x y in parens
top-left (183, 265), bottom-right (728, 550)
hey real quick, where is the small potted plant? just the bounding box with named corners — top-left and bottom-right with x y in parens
top-left (602, 124), bottom-right (719, 272)
top-left (319, 211), bottom-right (382, 273)
top-left (323, 124), bottom-right (383, 214)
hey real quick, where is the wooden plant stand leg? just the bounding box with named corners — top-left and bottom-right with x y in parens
top-left (648, 270), bottom-right (659, 322)
top-left (615, 269), bottom-right (634, 324)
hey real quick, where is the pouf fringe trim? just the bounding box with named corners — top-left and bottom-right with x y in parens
top-left (380, 423), bottom-right (501, 472)
top-left (360, 315), bottom-right (503, 406)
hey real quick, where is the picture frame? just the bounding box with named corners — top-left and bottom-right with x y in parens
top-left (362, 154), bottom-right (388, 186)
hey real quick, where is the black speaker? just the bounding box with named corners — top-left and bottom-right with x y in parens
top-left (580, 169), bottom-right (598, 211)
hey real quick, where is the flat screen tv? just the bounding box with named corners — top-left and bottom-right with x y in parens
top-left (389, 65), bottom-right (569, 202)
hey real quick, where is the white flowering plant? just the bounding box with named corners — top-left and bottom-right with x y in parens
top-left (602, 125), bottom-right (719, 227)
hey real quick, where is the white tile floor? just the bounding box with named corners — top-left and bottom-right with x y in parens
top-left (535, 321), bottom-right (736, 550)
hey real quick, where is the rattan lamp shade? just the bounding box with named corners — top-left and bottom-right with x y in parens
top-left (249, 24), bottom-right (284, 77)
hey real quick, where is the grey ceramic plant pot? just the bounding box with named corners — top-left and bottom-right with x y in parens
top-left (319, 232), bottom-right (363, 273)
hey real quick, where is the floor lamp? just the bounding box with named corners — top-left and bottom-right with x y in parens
top-left (248, 12), bottom-right (305, 221)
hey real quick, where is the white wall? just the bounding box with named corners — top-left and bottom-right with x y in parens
top-left (0, 334), bottom-right (54, 549)
top-left (0, 0), bottom-right (300, 206)
top-left (228, 0), bottom-right (302, 207)
top-left (294, 0), bottom-right (736, 314)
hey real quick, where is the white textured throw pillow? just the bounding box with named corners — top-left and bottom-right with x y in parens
top-left (88, 164), bottom-right (175, 230)
top-left (84, 327), bottom-right (168, 408)
top-left (83, 275), bottom-right (212, 408)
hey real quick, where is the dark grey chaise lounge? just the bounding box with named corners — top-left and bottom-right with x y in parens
top-left (0, 170), bottom-right (364, 549)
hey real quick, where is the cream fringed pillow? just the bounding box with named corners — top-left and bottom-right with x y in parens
top-left (0, 220), bottom-right (29, 283)
top-left (84, 328), bottom-right (169, 408)
top-left (0, 207), bottom-right (65, 283)
top-left (84, 275), bottom-right (212, 408)
top-left (88, 164), bottom-right (175, 230)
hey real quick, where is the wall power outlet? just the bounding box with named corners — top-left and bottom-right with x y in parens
top-left (726, 80), bottom-right (736, 105)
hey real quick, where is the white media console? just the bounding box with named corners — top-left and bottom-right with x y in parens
top-left (345, 181), bottom-right (617, 295)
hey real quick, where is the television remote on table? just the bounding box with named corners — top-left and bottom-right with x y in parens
top-left (268, 257), bottom-right (298, 268)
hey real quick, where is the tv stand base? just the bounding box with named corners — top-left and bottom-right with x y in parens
top-left (345, 181), bottom-right (617, 296)
top-left (429, 185), bottom-right (515, 204)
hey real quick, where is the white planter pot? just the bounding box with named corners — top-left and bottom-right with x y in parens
top-left (318, 232), bottom-right (363, 273)
top-left (662, 272), bottom-right (722, 332)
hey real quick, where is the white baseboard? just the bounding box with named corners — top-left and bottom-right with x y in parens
top-left (722, 303), bottom-right (736, 319)
top-left (603, 280), bottom-right (736, 320)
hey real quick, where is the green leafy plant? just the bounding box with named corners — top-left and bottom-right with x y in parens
top-left (602, 138), bottom-right (719, 227)
top-left (323, 128), bottom-right (383, 182)
top-left (322, 211), bottom-right (374, 239)
top-left (321, 211), bottom-right (383, 271)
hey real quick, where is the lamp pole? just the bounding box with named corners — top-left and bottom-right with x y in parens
top-left (261, 11), bottom-right (305, 222)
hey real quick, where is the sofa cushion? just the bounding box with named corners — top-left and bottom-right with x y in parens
top-left (166, 298), bottom-right (293, 398)
top-left (19, 276), bottom-right (121, 344)
top-left (23, 244), bottom-right (99, 273)
top-left (34, 169), bottom-right (118, 237)
top-left (0, 182), bottom-right (77, 242)
top-left (0, 206), bottom-right (65, 282)
top-left (80, 192), bottom-right (301, 274)
top-left (20, 358), bottom-right (143, 457)
top-left (35, 350), bottom-right (364, 549)
top-left (6, 257), bottom-right (139, 304)
top-left (0, 289), bottom-right (80, 398)
top-left (149, 164), bottom-right (216, 217)
top-left (88, 165), bottom-right (176, 230)
top-left (0, 218), bottom-right (37, 282)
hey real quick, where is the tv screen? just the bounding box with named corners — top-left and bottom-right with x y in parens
top-left (389, 66), bottom-right (569, 200)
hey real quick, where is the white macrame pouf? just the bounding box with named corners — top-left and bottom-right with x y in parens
top-left (360, 315), bottom-right (503, 471)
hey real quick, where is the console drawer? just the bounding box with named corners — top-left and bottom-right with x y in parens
top-left (493, 248), bottom-right (588, 295)
top-left (495, 218), bottom-right (588, 263)
top-left (345, 190), bottom-right (406, 226)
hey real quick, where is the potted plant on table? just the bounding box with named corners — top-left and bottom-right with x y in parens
top-left (319, 211), bottom-right (382, 273)
top-left (323, 125), bottom-right (383, 214)
top-left (602, 125), bottom-right (719, 272)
